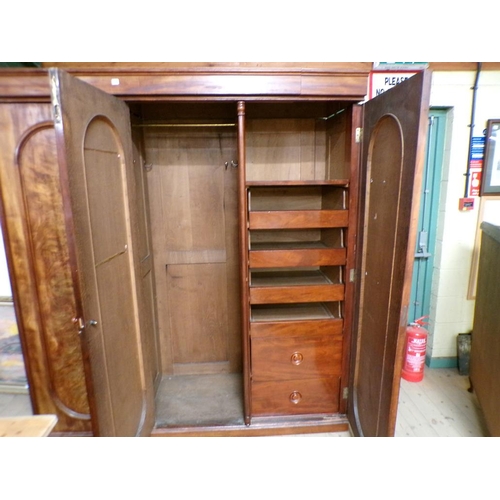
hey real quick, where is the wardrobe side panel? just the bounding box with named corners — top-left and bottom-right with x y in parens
top-left (0, 103), bottom-right (92, 433)
top-left (131, 125), bottom-right (162, 390)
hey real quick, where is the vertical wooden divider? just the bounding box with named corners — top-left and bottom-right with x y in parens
top-left (237, 101), bottom-right (250, 424)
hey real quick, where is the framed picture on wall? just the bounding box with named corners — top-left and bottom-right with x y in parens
top-left (481, 119), bottom-right (500, 195)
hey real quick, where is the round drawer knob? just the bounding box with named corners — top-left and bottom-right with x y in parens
top-left (290, 352), bottom-right (303, 365)
top-left (289, 391), bottom-right (302, 404)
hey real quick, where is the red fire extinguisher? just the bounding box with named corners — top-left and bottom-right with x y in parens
top-left (401, 316), bottom-right (428, 383)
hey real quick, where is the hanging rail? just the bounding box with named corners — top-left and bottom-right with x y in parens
top-left (132, 122), bottom-right (236, 128)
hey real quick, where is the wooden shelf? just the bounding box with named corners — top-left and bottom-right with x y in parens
top-left (246, 180), bottom-right (349, 187)
top-left (250, 284), bottom-right (344, 304)
top-left (250, 269), bottom-right (336, 287)
top-left (249, 209), bottom-right (348, 230)
top-left (249, 245), bottom-right (346, 268)
top-left (250, 303), bottom-right (337, 322)
top-left (250, 241), bottom-right (342, 251)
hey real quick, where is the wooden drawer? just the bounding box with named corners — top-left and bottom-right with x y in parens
top-left (251, 331), bottom-right (343, 381)
top-left (249, 247), bottom-right (346, 268)
top-left (249, 210), bottom-right (349, 230)
top-left (251, 317), bottom-right (343, 337)
top-left (250, 283), bottom-right (344, 304)
top-left (251, 377), bottom-right (340, 416)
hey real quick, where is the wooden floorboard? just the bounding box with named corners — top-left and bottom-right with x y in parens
top-left (395, 367), bottom-right (489, 437)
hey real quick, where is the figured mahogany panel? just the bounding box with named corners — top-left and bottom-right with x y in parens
top-left (0, 103), bottom-right (91, 433)
top-left (251, 377), bottom-right (340, 416)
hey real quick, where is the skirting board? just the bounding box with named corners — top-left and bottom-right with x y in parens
top-left (426, 356), bottom-right (458, 369)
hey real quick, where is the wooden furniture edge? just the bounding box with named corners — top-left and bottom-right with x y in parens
top-left (151, 416), bottom-right (349, 436)
top-left (0, 415), bottom-right (58, 437)
top-left (480, 221), bottom-right (500, 243)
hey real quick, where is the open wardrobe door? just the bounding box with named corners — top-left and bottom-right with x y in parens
top-left (349, 71), bottom-right (431, 437)
top-left (49, 69), bottom-right (155, 436)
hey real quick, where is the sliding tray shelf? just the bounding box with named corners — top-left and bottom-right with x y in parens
top-left (249, 210), bottom-right (348, 230)
top-left (249, 269), bottom-right (344, 304)
top-left (249, 242), bottom-right (346, 268)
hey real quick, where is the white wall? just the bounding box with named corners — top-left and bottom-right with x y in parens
top-left (428, 70), bottom-right (500, 361)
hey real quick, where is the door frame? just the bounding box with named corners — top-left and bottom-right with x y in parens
top-left (409, 108), bottom-right (449, 324)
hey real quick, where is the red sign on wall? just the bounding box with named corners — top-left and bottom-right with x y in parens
top-left (469, 169), bottom-right (482, 197)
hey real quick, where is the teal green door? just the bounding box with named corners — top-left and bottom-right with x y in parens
top-left (409, 109), bottom-right (447, 323)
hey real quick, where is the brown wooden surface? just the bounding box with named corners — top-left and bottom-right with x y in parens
top-left (51, 69), bottom-right (155, 436)
top-left (0, 70), bottom-right (52, 99)
top-left (249, 210), bottom-right (348, 229)
top-left (39, 61), bottom-right (500, 74)
top-left (237, 102), bottom-right (251, 423)
top-left (246, 180), bottom-right (349, 186)
top-left (251, 377), bottom-right (340, 416)
top-left (0, 102), bottom-right (92, 433)
top-left (0, 415), bottom-right (57, 437)
top-left (339, 105), bottom-right (363, 415)
top-left (130, 124), bottom-right (162, 390)
top-left (249, 247), bottom-right (346, 268)
top-left (5, 63), bottom-right (500, 102)
top-left (251, 304), bottom-right (337, 322)
top-left (246, 119), bottom-right (327, 182)
top-left (251, 333), bottom-right (343, 381)
top-left (250, 318), bottom-right (342, 337)
top-left (250, 269), bottom-right (339, 286)
top-left (326, 107), bottom-right (349, 180)
top-left (249, 185), bottom-right (345, 210)
top-left (42, 62), bottom-right (371, 70)
top-left (0, 65), bottom-right (370, 101)
top-left (151, 416), bottom-right (349, 436)
top-left (1, 64), bottom-right (437, 435)
top-left (349, 71), bottom-right (431, 437)
top-left (470, 223), bottom-right (500, 436)
top-left (250, 283), bottom-right (344, 304)
top-left (143, 117), bottom-right (241, 375)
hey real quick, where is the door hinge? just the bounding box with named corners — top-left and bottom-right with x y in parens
top-left (73, 317), bottom-right (85, 335)
top-left (349, 268), bottom-right (356, 283)
top-left (342, 387), bottom-right (349, 400)
top-left (355, 127), bottom-right (363, 143)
